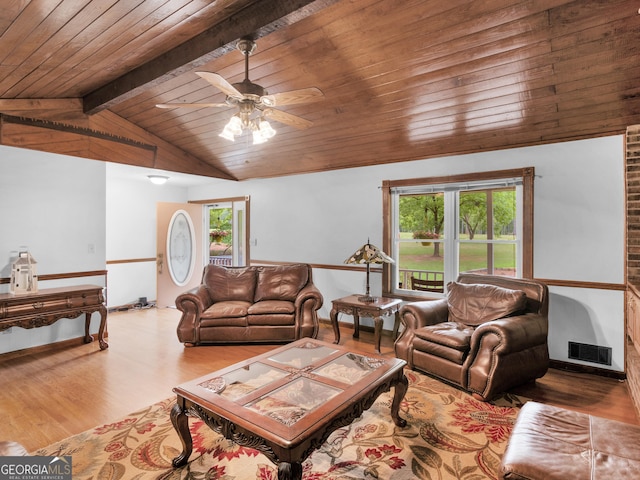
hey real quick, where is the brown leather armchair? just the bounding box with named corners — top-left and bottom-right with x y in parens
top-left (395, 274), bottom-right (549, 401)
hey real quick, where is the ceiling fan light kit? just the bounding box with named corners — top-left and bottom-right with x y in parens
top-left (156, 38), bottom-right (323, 145)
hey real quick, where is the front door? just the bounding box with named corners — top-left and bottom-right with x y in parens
top-left (156, 202), bottom-right (204, 308)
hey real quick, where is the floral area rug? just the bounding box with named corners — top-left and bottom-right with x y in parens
top-left (35, 370), bottom-right (526, 479)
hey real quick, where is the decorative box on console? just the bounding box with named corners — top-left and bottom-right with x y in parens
top-left (10, 250), bottom-right (38, 295)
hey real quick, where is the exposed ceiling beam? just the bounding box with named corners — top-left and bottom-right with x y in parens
top-left (0, 98), bottom-right (86, 122)
top-left (83, 0), bottom-right (340, 115)
top-left (0, 99), bottom-right (83, 112)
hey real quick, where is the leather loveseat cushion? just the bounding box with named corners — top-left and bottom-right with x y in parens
top-left (254, 264), bottom-right (308, 302)
top-left (447, 281), bottom-right (526, 326)
top-left (202, 300), bottom-right (251, 318)
top-left (204, 265), bottom-right (257, 303)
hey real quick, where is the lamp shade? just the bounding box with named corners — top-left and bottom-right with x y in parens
top-left (344, 240), bottom-right (394, 303)
top-left (344, 241), bottom-right (394, 265)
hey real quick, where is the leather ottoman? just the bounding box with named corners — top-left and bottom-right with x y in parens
top-left (502, 401), bottom-right (640, 479)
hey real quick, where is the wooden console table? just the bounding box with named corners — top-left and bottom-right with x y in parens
top-left (0, 284), bottom-right (108, 350)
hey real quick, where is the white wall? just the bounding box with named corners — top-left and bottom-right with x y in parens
top-left (0, 151), bottom-right (192, 354)
top-left (0, 146), bottom-right (106, 354)
top-left (188, 135), bottom-right (626, 371)
top-left (105, 164), bottom-right (189, 307)
top-left (1, 135), bottom-right (626, 370)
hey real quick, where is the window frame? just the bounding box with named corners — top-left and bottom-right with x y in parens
top-left (381, 168), bottom-right (534, 298)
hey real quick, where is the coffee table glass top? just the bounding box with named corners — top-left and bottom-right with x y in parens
top-left (198, 362), bottom-right (289, 401)
top-left (267, 343), bottom-right (338, 368)
top-left (178, 339), bottom-right (403, 429)
top-left (246, 377), bottom-right (342, 426)
top-left (313, 352), bottom-right (387, 384)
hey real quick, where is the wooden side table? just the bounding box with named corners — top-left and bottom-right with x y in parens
top-left (330, 295), bottom-right (402, 353)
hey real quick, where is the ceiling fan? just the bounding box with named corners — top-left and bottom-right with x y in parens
top-left (156, 38), bottom-right (324, 143)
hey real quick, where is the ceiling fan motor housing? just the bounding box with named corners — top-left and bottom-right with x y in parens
top-left (232, 79), bottom-right (267, 100)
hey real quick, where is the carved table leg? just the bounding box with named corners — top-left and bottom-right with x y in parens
top-left (278, 461), bottom-right (302, 480)
top-left (391, 373), bottom-right (408, 427)
top-left (392, 309), bottom-right (401, 340)
top-left (171, 402), bottom-right (193, 467)
top-left (373, 315), bottom-right (383, 353)
top-left (353, 311), bottom-right (360, 338)
top-left (330, 307), bottom-right (340, 344)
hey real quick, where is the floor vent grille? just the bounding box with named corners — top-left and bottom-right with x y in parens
top-left (568, 341), bottom-right (612, 366)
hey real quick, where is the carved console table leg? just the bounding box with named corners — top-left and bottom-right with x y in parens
top-left (278, 461), bottom-right (302, 480)
top-left (83, 312), bottom-right (93, 344)
top-left (391, 373), bottom-right (409, 428)
top-left (84, 307), bottom-right (109, 350)
top-left (170, 403), bottom-right (193, 467)
top-left (97, 306), bottom-right (108, 350)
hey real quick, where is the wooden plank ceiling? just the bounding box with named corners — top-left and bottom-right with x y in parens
top-left (0, 0), bottom-right (639, 181)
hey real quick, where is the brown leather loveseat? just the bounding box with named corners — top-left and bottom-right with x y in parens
top-left (176, 263), bottom-right (323, 345)
top-left (395, 274), bottom-right (549, 401)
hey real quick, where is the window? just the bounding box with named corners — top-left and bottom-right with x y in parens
top-left (382, 168), bottom-right (534, 296)
top-left (190, 196), bottom-right (249, 267)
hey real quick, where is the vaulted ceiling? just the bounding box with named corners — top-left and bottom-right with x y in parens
top-left (0, 0), bottom-right (638, 181)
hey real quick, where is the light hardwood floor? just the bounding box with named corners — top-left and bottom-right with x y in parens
top-left (1, 307), bottom-right (638, 452)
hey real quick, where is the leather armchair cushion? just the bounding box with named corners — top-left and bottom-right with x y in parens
top-left (413, 322), bottom-right (474, 364)
top-left (447, 281), bottom-right (527, 326)
top-left (254, 264), bottom-right (309, 301)
top-left (204, 265), bottom-right (257, 303)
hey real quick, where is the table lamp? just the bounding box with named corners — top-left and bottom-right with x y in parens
top-left (344, 239), bottom-right (395, 302)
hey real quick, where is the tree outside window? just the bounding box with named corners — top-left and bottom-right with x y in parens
top-left (384, 168), bottom-right (534, 296)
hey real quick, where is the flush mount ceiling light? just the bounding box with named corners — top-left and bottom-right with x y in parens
top-left (148, 175), bottom-right (169, 185)
top-left (156, 38), bottom-right (324, 145)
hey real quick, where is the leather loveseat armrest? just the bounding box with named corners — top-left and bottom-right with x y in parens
top-left (175, 285), bottom-right (213, 344)
top-left (395, 299), bottom-right (448, 363)
top-left (294, 283), bottom-right (324, 338)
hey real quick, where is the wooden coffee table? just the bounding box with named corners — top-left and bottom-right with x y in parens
top-left (170, 338), bottom-right (408, 480)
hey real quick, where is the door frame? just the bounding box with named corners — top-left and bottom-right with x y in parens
top-left (191, 195), bottom-right (251, 266)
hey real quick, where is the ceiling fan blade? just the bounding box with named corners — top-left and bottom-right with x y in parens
top-left (196, 72), bottom-right (243, 98)
top-left (156, 102), bottom-right (229, 109)
top-left (261, 87), bottom-right (324, 107)
top-left (263, 108), bottom-right (313, 129)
